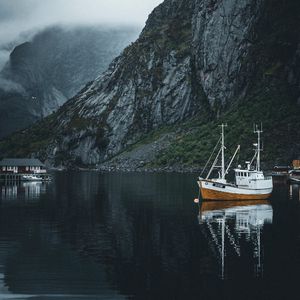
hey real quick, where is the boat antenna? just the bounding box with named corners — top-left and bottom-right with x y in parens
top-left (219, 123), bottom-right (227, 179)
top-left (254, 123), bottom-right (263, 171)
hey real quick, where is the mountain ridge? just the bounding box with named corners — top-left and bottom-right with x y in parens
top-left (1, 0), bottom-right (300, 169)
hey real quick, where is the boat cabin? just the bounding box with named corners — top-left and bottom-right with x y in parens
top-left (234, 169), bottom-right (271, 189)
top-left (0, 158), bottom-right (46, 174)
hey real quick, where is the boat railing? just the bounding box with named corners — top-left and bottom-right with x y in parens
top-left (249, 176), bottom-right (272, 181)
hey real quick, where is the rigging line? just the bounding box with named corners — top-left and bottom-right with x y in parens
top-left (200, 136), bottom-right (221, 177)
top-left (206, 147), bottom-right (222, 179)
top-left (225, 145), bottom-right (240, 175)
top-left (225, 146), bottom-right (234, 171)
top-left (250, 150), bottom-right (258, 168)
top-left (236, 149), bottom-right (240, 165)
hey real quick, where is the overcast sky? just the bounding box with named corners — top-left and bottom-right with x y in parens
top-left (0, 0), bottom-right (163, 46)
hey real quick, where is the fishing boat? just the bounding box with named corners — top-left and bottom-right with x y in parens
top-left (198, 124), bottom-right (273, 200)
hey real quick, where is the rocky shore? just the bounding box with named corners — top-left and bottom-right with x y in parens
top-left (97, 163), bottom-right (201, 173)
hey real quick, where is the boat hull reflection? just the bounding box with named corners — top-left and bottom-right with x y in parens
top-left (198, 199), bottom-right (273, 279)
top-left (200, 199), bottom-right (270, 214)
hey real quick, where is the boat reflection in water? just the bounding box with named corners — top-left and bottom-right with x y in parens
top-left (1, 182), bottom-right (47, 203)
top-left (198, 200), bottom-right (273, 279)
top-left (290, 183), bottom-right (300, 201)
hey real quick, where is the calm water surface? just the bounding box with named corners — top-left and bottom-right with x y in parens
top-left (0, 172), bottom-right (299, 299)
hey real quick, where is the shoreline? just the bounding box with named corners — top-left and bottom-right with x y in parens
top-left (49, 165), bottom-right (202, 174)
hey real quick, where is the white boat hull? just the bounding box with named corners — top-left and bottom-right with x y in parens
top-left (198, 179), bottom-right (272, 201)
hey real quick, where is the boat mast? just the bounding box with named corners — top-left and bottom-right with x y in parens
top-left (221, 216), bottom-right (225, 280)
top-left (254, 124), bottom-right (263, 171)
top-left (220, 124), bottom-right (227, 179)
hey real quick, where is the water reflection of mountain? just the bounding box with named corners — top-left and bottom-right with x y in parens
top-left (0, 182), bottom-right (47, 203)
top-left (0, 172), bottom-right (197, 298)
top-left (0, 173), bottom-right (128, 299)
top-left (199, 200), bottom-right (273, 279)
top-left (32, 172), bottom-right (200, 299)
top-left (0, 172), bottom-right (299, 299)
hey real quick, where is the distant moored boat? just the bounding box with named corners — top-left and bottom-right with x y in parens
top-left (21, 174), bottom-right (43, 181)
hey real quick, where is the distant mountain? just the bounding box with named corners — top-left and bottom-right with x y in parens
top-left (1, 0), bottom-right (300, 169)
top-left (0, 25), bottom-right (139, 138)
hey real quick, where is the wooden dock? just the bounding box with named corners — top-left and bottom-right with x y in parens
top-left (0, 173), bottom-right (51, 182)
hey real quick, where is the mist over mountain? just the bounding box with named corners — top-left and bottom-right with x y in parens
top-left (0, 25), bottom-right (139, 138)
top-left (0, 0), bottom-right (162, 46)
top-left (1, 0), bottom-right (300, 169)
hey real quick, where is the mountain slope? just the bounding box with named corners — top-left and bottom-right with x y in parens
top-left (1, 0), bottom-right (300, 169)
top-left (0, 26), bottom-right (139, 138)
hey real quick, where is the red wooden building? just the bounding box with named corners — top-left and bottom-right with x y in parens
top-left (0, 158), bottom-right (46, 174)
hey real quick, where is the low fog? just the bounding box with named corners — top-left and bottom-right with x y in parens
top-left (0, 0), bottom-right (163, 92)
top-left (0, 0), bottom-right (163, 45)
top-left (0, 77), bottom-right (25, 93)
top-left (0, 0), bottom-right (163, 73)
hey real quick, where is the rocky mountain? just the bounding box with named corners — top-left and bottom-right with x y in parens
top-left (1, 0), bottom-right (300, 169)
top-left (0, 25), bottom-right (139, 138)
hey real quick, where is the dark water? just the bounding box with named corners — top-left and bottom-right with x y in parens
top-left (0, 172), bottom-right (299, 300)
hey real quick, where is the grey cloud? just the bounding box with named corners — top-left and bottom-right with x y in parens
top-left (0, 0), bottom-right (163, 44)
top-left (0, 0), bottom-right (36, 20)
top-left (0, 49), bottom-right (9, 70)
top-left (0, 0), bottom-right (162, 71)
top-left (0, 77), bottom-right (26, 94)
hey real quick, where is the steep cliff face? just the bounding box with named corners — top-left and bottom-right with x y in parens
top-left (52, 0), bottom-right (201, 164)
top-left (0, 26), bottom-right (139, 138)
top-left (1, 0), bottom-right (300, 167)
top-left (192, 0), bottom-right (263, 108)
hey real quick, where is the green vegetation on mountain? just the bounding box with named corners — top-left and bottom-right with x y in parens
top-left (150, 88), bottom-right (300, 169)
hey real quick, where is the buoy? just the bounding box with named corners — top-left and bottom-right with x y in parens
top-left (194, 198), bottom-right (199, 204)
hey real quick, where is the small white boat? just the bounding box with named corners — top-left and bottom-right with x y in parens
top-left (289, 169), bottom-right (300, 184)
top-left (21, 174), bottom-right (43, 181)
top-left (198, 124), bottom-right (273, 200)
top-left (290, 177), bottom-right (300, 184)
